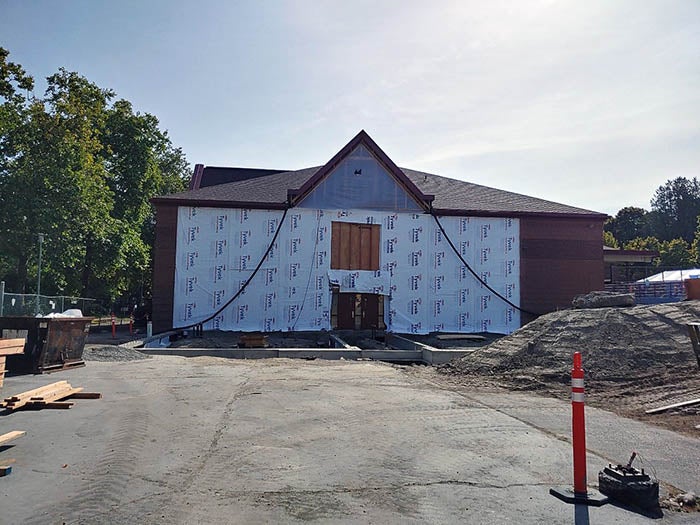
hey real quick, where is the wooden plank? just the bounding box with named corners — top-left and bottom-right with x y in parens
top-left (333, 222), bottom-right (380, 271)
top-left (34, 401), bottom-right (74, 409)
top-left (3, 381), bottom-right (72, 410)
top-left (350, 224), bottom-right (361, 270)
top-left (437, 334), bottom-right (487, 341)
top-left (30, 386), bottom-right (83, 403)
top-left (341, 222), bottom-right (351, 270)
top-left (6, 381), bottom-right (70, 401)
top-left (0, 338), bottom-right (25, 355)
top-left (359, 226), bottom-right (371, 270)
top-left (645, 398), bottom-right (700, 414)
top-left (29, 384), bottom-right (76, 401)
top-left (370, 224), bottom-right (380, 271)
top-left (331, 222), bottom-right (340, 269)
top-left (67, 392), bottom-right (102, 399)
top-left (0, 431), bottom-right (26, 446)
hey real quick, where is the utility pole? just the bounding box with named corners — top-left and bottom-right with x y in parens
top-left (35, 233), bottom-right (44, 316)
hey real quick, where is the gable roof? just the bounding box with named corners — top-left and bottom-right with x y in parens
top-left (190, 165), bottom-right (289, 190)
top-left (153, 132), bottom-right (606, 219)
top-left (288, 130), bottom-right (433, 211)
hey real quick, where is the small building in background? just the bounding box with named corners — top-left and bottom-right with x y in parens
top-left (603, 246), bottom-right (660, 284)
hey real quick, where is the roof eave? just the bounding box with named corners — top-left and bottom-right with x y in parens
top-left (151, 197), bottom-right (287, 210)
top-left (432, 207), bottom-right (609, 220)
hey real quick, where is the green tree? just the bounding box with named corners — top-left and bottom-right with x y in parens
top-left (604, 206), bottom-right (650, 245)
top-left (624, 236), bottom-right (662, 253)
top-left (690, 216), bottom-right (700, 266)
top-left (0, 48), bottom-right (35, 292)
top-left (0, 48), bottom-right (188, 303)
top-left (102, 99), bottom-right (187, 300)
top-left (650, 177), bottom-right (700, 243)
top-left (659, 238), bottom-right (693, 268)
top-left (603, 230), bottom-right (619, 248)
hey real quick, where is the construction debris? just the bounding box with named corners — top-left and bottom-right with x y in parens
top-left (572, 291), bottom-right (635, 309)
top-left (239, 333), bottom-right (269, 348)
top-left (645, 398), bottom-right (700, 415)
top-left (1, 381), bottom-right (101, 411)
top-left (436, 334), bottom-right (486, 341)
top-left (598, 453), bottom-right (661, 517)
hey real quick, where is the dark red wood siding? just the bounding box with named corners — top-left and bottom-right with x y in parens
top-left (152, 204), bottom-right (178, 332)
top-left (520, 217), bottom-right (604, 321)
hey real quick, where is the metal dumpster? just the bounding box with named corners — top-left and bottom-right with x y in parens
top-left (0, 316), bottom-right (93, 373)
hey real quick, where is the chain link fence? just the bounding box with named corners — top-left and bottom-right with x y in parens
top-left (0, 290), bottom-right (98, 317)
top-left (0, 282), bottom-right (143, 329)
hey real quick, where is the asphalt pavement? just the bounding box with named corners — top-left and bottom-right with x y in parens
top-left (0, 356), bottom-right (698, 524)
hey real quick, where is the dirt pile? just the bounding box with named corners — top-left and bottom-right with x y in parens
top-left (444, 301), bottom-right (700, 387)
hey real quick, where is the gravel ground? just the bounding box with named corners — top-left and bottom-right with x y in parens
top-left (83, 345), bottom-right (152, 362)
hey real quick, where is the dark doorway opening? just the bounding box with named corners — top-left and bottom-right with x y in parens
top-left (332, 291), bottom-right (385, 330)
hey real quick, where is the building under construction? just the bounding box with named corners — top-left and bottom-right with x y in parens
top-left (151, 131), bottom-right (606, 334)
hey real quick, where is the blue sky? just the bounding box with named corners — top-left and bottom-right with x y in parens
top-left (1, 0), bottom-right (699, 215)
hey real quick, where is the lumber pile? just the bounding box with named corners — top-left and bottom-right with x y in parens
top-left (0, 338), bottom-right (26, 388)
top-left (1, 381), bottom-right (101, 411)
top-left (239, 333), bottom-right (269, 348)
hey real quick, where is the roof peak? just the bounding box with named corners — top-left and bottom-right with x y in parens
top-left (287, 130), bottom-right (434, 210)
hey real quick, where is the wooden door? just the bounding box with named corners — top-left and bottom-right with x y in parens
top-left (336, 293), bottom-right (356, 329)
top-left (361, 294), bottom-right (380, 329)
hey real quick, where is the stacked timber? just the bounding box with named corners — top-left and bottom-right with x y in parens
top-left (1, 381), bottom-right (101, 411)
top-left (0, 338), bottom-right (25, 388)
top-left (239, 333), bottom-right (269, 348)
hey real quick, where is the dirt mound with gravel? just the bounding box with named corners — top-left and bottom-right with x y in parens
top-left (444, 301), bottom-right (700, 387)
top-left (83, 345), bottom-right (152, 362)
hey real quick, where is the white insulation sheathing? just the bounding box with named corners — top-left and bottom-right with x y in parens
top-left (173, 206), bottom-right (520, 334)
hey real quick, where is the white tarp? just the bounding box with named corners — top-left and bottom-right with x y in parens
top-left (173, 207), bottom-right (520, 334)
top-left (637, 269), bottom-right (700, 283)
top-left (327, 270), bottom-right (391, 295)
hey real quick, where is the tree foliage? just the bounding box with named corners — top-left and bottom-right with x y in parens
top-left (0, 48), bottom-right (188, 302)
top-left (650, 177), bottom-right (700, 243)
top-left (623, 236), bottom-right (694, 269)
top-left (603, 230), bottom-right (618, 248)
top-left (660, 238), bottom-right (693, 268)
top-left (624, 236), bottom-right (662, 253)
top-left (604, 206), bottom-right (649, 245)
top-left (608, 178), bottom-right (700, 271)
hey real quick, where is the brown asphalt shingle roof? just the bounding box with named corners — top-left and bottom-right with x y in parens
top-left (153, 165), bottom-right (604, 218)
